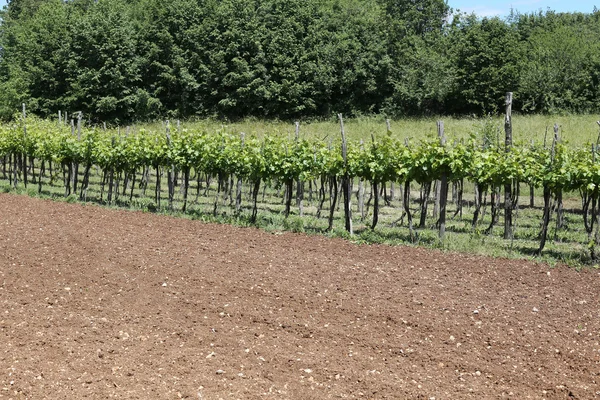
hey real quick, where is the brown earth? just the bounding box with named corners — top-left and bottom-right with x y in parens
top-left (0, 193), bottom-right (599, 400)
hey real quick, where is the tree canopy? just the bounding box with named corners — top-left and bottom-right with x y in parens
top-left (0, 0), bottom-right (599, 122)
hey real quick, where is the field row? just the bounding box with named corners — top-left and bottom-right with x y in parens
top-left (2, 117), bottom-right (600, 263)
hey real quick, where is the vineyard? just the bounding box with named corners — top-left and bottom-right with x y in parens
top-left (2, 114), bottom-right (600, 262)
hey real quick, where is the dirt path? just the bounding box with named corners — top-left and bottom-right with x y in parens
top-left (0, 193), bottom-right (599, 399)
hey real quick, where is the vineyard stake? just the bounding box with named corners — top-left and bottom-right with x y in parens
top-left (295, 122), bottom-right (304, 216)
top-left (339, 114), bottom-right (353, 235)
top-left (20, 103), bottom-right (27, 188)
top-left (504, 92), bottom-right (513, 240)
top-left (438, 121), bottom-right (448, 241)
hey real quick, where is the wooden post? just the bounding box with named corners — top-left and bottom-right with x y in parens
top-left (438, 121), bottom-right (448, 240)
top-left (388, 120), bottom-right (396, 204)
top-left (235, 133), bottom-right (245, 213)
top-left (108, 137), bottom-right (115, 203)
top-left (503, 92), bottom-right (513, 240)
top-left (339, 114), bottom-right (353, 235)
top-left (537, 127), bottom-right (558, 255)
top-left (72, 112), bottom-right (82, 194)
top-left (433, 123), bottom-right (447, 219)
top-left (358, 139), bottom-right (365, 220)
top-left (166, 121), bottom-right (175, 210)
top-left (21, 103), bottom-right (27, 188)
top-left (295, 122), bottom-right (304, 216)
top-left (371, 133), bottom-right (379, 230)
top-left (554, 124), bottom-right (564, 231)
top-left (529, 140), bottom-right (535, 208)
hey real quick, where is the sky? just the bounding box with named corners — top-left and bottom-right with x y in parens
top-left (449, 0), bottom-right (598, 18)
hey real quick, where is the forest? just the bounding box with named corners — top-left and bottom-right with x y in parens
top-left (0, 0), bottom-right (599, 123)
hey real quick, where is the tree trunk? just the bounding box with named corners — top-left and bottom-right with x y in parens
top-left (182, 167), bottom-right (190, 213)
top-left (371, 181), bottom-right (379, 230)
top-left (536, 186), bottom-right (552, 256)
top-left (404, 181), bottom-right (416, 242)
top-left (419, 182), bottom-right (431, 228)
top-left (327, 176), bottom-right (338, 231)
top-left (439, 174), bottom-right (448, 240)
top-left (155, 165), bottom-right (161, 209)
top-left (284, 179), bottom-right (293, 218)
top-left (79, 162), bottom-right (92, 201)
top-left (472, 184), bottom-right (484, 229)
top-left (485, 187), bottom-right (500, 235)
top-left (251, 179), bottom-right (261, 223)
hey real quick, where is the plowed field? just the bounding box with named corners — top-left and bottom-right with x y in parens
top-left (1, 194), bottom-right (599, 399)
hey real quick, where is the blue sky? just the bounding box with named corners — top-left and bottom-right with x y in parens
top-left (449, 0), bottom-right (598, 17)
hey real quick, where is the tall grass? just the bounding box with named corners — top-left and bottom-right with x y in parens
top-left (145, 114), bottom-right (600, 148)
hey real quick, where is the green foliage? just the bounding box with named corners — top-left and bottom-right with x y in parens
top-left (5, 119), bottom-right (600, 198)
top-left (449, 14), bottom-right (523, 114)
top-left (0, 0), bottom-right (69, 118)
top-left (67, 0), bottom-right (143, 122)
top-left (1, 1), bottom-right (600, 121)
top-left (519, 23), bottom-right (600, 113)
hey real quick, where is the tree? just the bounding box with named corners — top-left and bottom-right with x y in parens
top-left (518, 17), bottom-right (600, 113)
top-left (0, 0), bottom-right (70, 118)
top-left (378, 0), bottom-right (450, 36)
top-left (448, 14), bottom-right (523, 114)
top-left (66, 0), bottom-right (144, 122)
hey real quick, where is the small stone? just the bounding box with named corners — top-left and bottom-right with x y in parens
top-left (162, 283), bottom-right (167, 287)
top-left (303, 369), bottom-right (312, 374)
top-left (533, 307), bottom-right (539, 313)
top-left (216, 370), bottom-right (225, 375)
top-left (473, 310), bottom-right (479, 314)
top-left (475, 371), bottom-right (481, 376)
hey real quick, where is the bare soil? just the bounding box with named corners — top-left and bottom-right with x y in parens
top-left (1, 194), bottom-right (599, 399)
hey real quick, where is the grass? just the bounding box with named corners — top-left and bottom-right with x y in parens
top-left (135, 113), bottom-right (600, 148)
top-left (1, 161), bottom-right (598, 269)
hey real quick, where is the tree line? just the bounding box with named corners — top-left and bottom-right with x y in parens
top-left (0, 0), bottom-right (599, 123)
